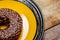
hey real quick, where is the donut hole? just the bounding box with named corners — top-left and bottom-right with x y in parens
top-left (0, 25), bottom-right (8, 30)
top-left (0, 16), bottom-right (9, 30)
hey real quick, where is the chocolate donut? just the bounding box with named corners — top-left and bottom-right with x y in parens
top-left (0, 8), bottom-right (22, 40)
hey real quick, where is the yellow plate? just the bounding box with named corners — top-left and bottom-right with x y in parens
top-left (0, 1), bottom-right (36, 40)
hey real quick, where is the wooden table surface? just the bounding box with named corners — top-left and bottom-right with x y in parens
top-left (34, 0), bottom-right (60, 40)
top-left (44, 24), bottom-right (60, 40)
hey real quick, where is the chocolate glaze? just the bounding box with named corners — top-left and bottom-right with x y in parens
top-left (0, 8), bottom-right (22, 40)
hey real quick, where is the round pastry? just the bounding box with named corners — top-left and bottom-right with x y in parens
top-left (0, 8), bottom-right (22, 40)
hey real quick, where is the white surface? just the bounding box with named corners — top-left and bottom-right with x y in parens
top-left (21, 15), bottom-right (29, 40)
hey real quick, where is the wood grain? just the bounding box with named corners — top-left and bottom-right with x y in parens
top-left (34, 0), bottom-right (60, 40)
top-left (34, 0), bottom-right (60, 30)
top-left (44, 24), bottom-right (60, 40)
